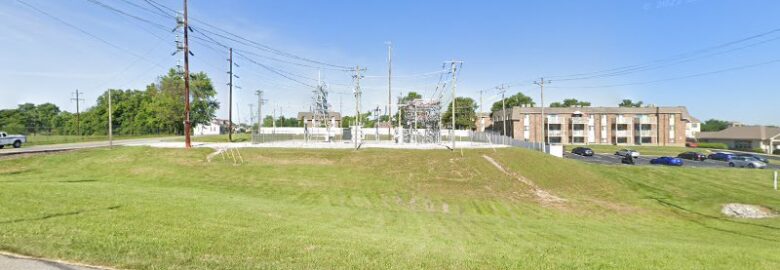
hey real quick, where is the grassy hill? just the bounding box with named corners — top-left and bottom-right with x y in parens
top-left (0, 147), bottom-right (778, 269)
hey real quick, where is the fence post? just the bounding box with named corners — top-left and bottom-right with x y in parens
top-left (774, 171), bottom-right (778, 190)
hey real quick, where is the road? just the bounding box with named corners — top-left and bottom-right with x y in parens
top-left (0, 137), bottom-right (180, 156)
top-left (564, 152), bottom-right (780, 169)
top-left (0, 254), bottom-right (104, 270)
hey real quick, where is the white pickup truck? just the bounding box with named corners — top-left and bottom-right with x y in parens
top-left (0, 132), bottom-right (26, 149)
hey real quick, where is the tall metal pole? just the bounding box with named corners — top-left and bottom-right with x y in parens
top-left (71, 90), bottom-right (83, 136)
top-left (228, 47), bottom-right (233, 142)
top-left (353, 65), bottom-right (364, 149)
top-left (387, 41), bottom-right (392, 139)
top-left (108, 89), bottom-right (113, 148)
top-left (183, 0), bottom-right (192, 148)
top-left (496, 84), bottom-right (509, 136)
top-left (534, 78), bottom-right (551, 150)
top-left (447, 61), bottom-right (461, 149)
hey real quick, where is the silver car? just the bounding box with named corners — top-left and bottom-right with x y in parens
top-left (728, 157), bottom-right (767, 169)
top-left (615, 149), bottom-right (640, 158)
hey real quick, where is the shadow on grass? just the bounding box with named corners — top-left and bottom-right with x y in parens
top-left (0, 206), bottom-right (120, 225)
top-left (648, 197), bottom-right (779, 242)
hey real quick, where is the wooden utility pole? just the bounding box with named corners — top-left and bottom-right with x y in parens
top-left (228, 47), bottom-right (234, 142)
top-left (71, 90), bottom-right (84, 136)
top-left (496, 84), bottom-right (510, 136)
top-left (108, 89), bottom-right (113, 148)
top-left (183, 0), bottom-right (192, 148)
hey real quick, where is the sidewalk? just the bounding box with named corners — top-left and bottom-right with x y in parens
top-left (0, 254), bottom-right (106, 270)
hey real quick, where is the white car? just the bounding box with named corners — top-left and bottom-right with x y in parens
top-left (615, 149), bottom-right (640, 158)
top-left (728, 156), bottom-right (767, 169)
top-left (0, 132), bottom-right (26, 149)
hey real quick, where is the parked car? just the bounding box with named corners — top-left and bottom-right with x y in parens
top-left (708, 152), bottom-right (736, 161)
top-left (615, 149), bottom-right (640, 158)
top-left (685, 142), bottom-right (699, 148)
top-left (677, 152), bottom-right (707, 161)
top-left (735, 153), bottom-right (769, 163)
top-left (571, 147), bottom-right (594, 156)
top-left (728, 156), bottom-right (767, 169)
top-left (0, 132), bottom-right (26, 149)
top-left (650, 156), bottom-right (684, 166)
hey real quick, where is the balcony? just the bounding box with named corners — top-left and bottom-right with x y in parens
top-left (547, 117), bottom-right (562, 124)
top-left (547, 130), bottom-right (563, 137)
top-left (570, 117), bottom-right (588, 124)
top-left (638, 117), bottom-right (656, 124)
top-left (571, 130), bottom-right (585, 137)
top-left (615, 117), bottom-right (633, 124)
top-left (615, 130), bottom-right (630, 137)
top-left (638, 130), bottom-right (654, 137)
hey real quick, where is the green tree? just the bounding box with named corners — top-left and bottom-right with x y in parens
top-left (701, 119), bottom-right (731, 132)
top-left (550, 98), bottom-right (591, 108)
top-left (491, 92), bottom-right (534, 112)
top-left (442, 97), bottom-right (478, 129)
top-left (618, 99), bottom-right (643, 107)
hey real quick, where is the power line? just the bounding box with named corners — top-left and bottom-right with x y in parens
top-left (550, 58), bottom-right (780, 89)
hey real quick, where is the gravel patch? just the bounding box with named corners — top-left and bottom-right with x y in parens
top-left (721, 203), bottom-right (777, 219)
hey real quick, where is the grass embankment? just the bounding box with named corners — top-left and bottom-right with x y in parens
top-left (0, 147), bottom-right (778, 269)
top-left (23, 135), bottom-right (166, 146)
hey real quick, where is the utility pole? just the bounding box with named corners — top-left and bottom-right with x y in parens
top-left (496, 84), bottom-right (510, 136)
top-left (108, 89), bottom-right (113, 148)
top-left (227, 47), bottom-right (234, 142)
top-left (534, 78), bottom-right (551, 150)
top-left (397, 92), bottom-right (403, 143)
top-left (248, 104), bottom-right (255, 126)
top-left (386, 41), bottom-right (392, 139)
top-left (445, 60), bottom-right (462, 150)
top-left (182, 0), bottom-right (192, 148)
top-left (255, 90), bottom-right (266, 138)
top-left (353, 65), bottom-right (365, 149)
top-left (71, 90), bottom-right (84, 136)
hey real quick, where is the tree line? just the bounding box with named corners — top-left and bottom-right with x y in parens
top-left (0, 69), bottom-right (219, 136)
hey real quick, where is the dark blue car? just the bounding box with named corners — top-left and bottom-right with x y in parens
top-left (708, 152), bottom-right (736, 161)
top-left (650, 156), bottom-right (684, 166)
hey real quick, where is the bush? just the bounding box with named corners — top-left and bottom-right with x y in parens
top-left (774, 149), bottom-right (780, 155)
top-left (748, 148), bottom-right (766, 154)
top-left (697, 142), bottom-right (728, 149)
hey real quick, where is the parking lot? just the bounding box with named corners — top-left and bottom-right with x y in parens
top-left (564, 152), bottom-right (780, 169)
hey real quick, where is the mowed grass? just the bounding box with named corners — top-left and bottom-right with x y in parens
top-left (0, 147), bottom-right (779, 269)
top-left (23, 135), bottom-right (164, 146)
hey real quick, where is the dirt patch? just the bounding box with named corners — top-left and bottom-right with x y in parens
top-left (482, 155), bottom-right (567, 205)
top-left (721, 203), bottom-right (777, 219)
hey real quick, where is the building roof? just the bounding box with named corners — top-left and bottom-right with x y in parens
top-left (698, 126), bottom-right (780, 141)
top-left (494, 106), bottom-right (698, 122)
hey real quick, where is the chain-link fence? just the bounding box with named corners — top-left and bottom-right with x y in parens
top-left (469, 131), bottom-right (546, 152)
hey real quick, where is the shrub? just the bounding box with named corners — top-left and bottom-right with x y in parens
top-left (697, 142), bottom-right (728, 149)
top-left (774, 149), bottom-right (780, 155)
top-left (748, 148), bottom-right (766, 154)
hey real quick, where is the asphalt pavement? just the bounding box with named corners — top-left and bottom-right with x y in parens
top-left (0, 137), bottom-right (180, 156)
top-left (564, 152), bottom-right (780, 169)
top-left (0, 254), bottom-right (104, 270)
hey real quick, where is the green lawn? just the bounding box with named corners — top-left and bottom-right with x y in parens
top-left (23, 135), bottom-right (166, 146)
top-left (0, 147), bottom-right (778, 269)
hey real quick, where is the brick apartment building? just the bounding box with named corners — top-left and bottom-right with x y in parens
top-left (489, 106), bottom-right (697, 146)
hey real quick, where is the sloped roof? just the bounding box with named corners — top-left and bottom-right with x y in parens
top-left (698, 126), bottom-right (780, 140)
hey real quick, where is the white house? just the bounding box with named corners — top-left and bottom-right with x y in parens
top-left (194, 119), bottom-right (231, 136)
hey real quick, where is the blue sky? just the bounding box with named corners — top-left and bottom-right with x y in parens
top-left (1, 0), bottom-right (779, 125)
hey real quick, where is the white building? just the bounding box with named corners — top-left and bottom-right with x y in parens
top-left (194, 119), bottom-right (231, 136)
top-left (685, 116), bottom-right (701, 139)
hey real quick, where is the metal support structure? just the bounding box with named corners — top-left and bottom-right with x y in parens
top-left (352, 65), bottom-right (365, 149)
top-left (386, 41), bottom-right (392, 138)
top-left (496, 84), bottom-right (509, 136)
top-left (71, 90), bottom-right (84, 136)
top-left (445, 60), bottom-right (462, 150)
top-left (534, 78), bottom-right (551, 150)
